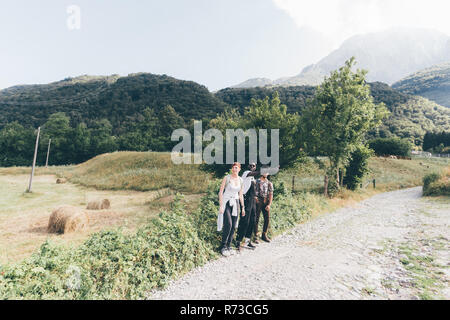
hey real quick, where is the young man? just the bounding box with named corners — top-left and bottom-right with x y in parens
top-left (235, 163), bottom-right (259, 251)
top-left (254, 171), bottom-right (273, 243)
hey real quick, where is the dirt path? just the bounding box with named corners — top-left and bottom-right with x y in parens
top-left (150, 187), bottom-right (449, 300)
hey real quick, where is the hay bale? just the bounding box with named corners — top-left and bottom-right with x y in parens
top-left (56, 178), bottom-right (67, 184)
top-left (48, 206), bottom-right (89, 234)
top-left (101, 199), bottom-right (110, 209)
top-left (87, 199), bottom-right (111, 210)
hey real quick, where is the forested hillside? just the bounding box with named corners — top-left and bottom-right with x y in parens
top-left (392, 63), bottom-right (450, 108)
top-left (0, 73), bottom-right (228, 133)
top-left (1, 73), bottom-right (449, 167)
top-left (216, 82), bottom-right (450, 145)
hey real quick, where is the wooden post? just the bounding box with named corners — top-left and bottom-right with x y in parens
top-left (27, 127), bottom-right (40, 193)
top-left (373, 179), bottom-right (376, 189)
top-left (292, 176), bottom-right (295, 194)
top-left (45, 138), bottom-right (51, 168)
top-left (324, 175), bottom-right (328, 197)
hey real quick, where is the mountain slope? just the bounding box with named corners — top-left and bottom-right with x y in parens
top-left (216, 83), bottom-right (450, 145)
top-left (392, 63), bottom-right (450, 108)
top-left (0, 73), bottom-right (228, 133)
top-left (232, 28), bottom-right (450, 88)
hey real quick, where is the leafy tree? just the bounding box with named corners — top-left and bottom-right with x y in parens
top-left (88, 119), bottom-right (117, 158)
top-left (300, 57), bottom-right (388, 196)
top-left (343, 145), bottom-right (374, 190)
top-left (40, 112), bottom-right (72, 164)
top-left (0, 122), bottom-right (35, 166)
top-left (204, 92), bottom-right (301, 177)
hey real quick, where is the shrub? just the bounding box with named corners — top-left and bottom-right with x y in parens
top-left (268, 193), bottom-right (312, 236)
top-left (369, 137), bottom-right (412, 157)
top-left (343, 145), bottom-right (374, 190)
top-left (423, 171), bottom-right (450, 196)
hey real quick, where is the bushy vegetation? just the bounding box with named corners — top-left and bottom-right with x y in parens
top-left (343, 145), bottom-right (374, 190)
top-left (422, 170), bottom-right (450, 197)
top-left (368, 137), bottom-right (412, 157)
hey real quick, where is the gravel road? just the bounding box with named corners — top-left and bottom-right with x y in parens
top-left (150, 187), bottom-right (449, 300)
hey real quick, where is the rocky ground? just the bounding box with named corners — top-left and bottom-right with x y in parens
top-left (150, 187), bottom-right (449, 300)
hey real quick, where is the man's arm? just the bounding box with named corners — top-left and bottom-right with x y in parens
top-left (246, 170), bottom-right (260, 177)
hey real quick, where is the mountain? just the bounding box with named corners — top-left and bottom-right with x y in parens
top-left (231, 78), bottom-right (273, 88)
top-left (231, 28), bottom-right (450, 88)
top-left (216, 82), bottom-right (450, 145)
top-left (392, 63), bottom-right (450, 108)
top-left (0, 73), bottom-right (228, 133)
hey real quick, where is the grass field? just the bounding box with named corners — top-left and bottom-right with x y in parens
top-left (0, 152), bottom-right (448, 265)
top-left (0, 172), bottom-right (202, 264)
top-left (278, 156), bottom-right (449, 194)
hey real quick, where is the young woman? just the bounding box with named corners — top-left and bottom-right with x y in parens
top-left (217, 162), bottom-right (245, 257)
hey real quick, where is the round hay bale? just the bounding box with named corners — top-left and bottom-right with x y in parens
top-left (101, 199), bottom-right (111, 210)
top-left (86, 199), bottom-right (111, 210)
top-left (48, 206), bottom-right (89, 234)
top-left (87, 201), bottom-right (101, 210)
top-left (56, 178), bottom-right (67, 184)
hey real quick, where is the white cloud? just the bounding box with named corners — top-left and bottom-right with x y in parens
top-left (273, 0), bottom-right (450, 47)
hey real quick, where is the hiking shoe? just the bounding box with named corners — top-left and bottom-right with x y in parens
top-left (220, 247), bottom-right (230, 257)
top-left (253, 239), bottom-right (260, 244)
top-left (227, 247), bottom-right (236, 255)
top-left (261, 234), bottom-right (271, 243)
top-left (242, 242), bottom-right (256, 250)
top-left (248, 242), bottom-right (257, 249)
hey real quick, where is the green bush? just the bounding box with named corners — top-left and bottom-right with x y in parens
top-left (423, 172), bottom-right (450, 196)
top-left (268, 193), bottom-right (312, 236)
top-left (368, 137), bottom-right (412, 157)
top-left (343, 145), bottom-right (374, 190)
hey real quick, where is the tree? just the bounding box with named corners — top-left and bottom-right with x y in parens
top-left (40, 113), bottom-right (72, 164)
top-left (301, 57), bottom-right (388, 196)
top-left (0, 122), bottom-right (35, 166)
top-left (88, 119), bottom-right (117, 158)
top-left (204, 92), bottom-right (301, 177)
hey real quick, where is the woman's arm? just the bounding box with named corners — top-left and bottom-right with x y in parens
top-left (218, 176), bottom-right (227, 214)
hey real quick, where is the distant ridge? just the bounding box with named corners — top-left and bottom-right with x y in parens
top-left (392, 62), bottom-right (450, 108)
top-left (231, 28), bottom-right (450, 88)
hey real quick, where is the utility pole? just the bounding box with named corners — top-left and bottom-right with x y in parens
top-left (27, 127), bottom-right (40, 193)
top-left (45, 138), bottom-right (52, 168)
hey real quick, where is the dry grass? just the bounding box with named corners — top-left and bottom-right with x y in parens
top-left (0, 174), bottom-right (202, 264)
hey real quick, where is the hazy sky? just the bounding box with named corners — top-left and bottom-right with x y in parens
top-left (1, 0), bottom-right (449, 91)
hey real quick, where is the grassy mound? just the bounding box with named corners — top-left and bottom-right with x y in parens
top-left (0, 152), bottom-right (211, 194)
